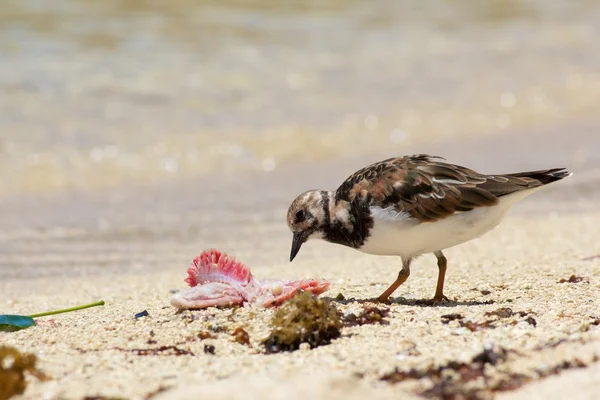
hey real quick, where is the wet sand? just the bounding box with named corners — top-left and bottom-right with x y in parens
top-left (2, 124), bottom-right (600, 399)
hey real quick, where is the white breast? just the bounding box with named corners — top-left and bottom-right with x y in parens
top-left (358, 189), bottom-right (538, 258)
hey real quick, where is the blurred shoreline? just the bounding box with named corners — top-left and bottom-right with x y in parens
top-left (2, 0), bottom-right (600, 195)
top-left (1, 115), bottom-right (598, 222)
top-left (1, 0), bottom-right (599, 282)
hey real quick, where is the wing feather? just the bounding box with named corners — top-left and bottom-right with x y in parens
top-left (335, 155), bottom-right (505, 222)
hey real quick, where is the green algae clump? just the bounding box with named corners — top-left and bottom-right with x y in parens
top-left (263, 292), bottom-right (341, 353)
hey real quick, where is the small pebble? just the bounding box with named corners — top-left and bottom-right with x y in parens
top-left (203, 344), bottom-right (216, 355)
top-left (299, 343), bottom-right (311, 351)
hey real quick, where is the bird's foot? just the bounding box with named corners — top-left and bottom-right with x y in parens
top-left (376, 295), bottom-right (392, 304)
top-left (429, 294), bottom-right (450, 305)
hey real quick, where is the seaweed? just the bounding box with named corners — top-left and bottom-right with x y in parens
top-left (412, 298), bottom-right (495, 307)
top-left (525, 316), bottom-right (537, 327)
top-left (143, 386), bottom-right (171, 400)
top-left (440, 313), bottom-right (464, 324)
top-left (116, 346), bottom-right (193, 356)
top-left (0, 346), bottom-right (47, 400)
top-left (263, 292), bottom-right (341, 353)
top-left (559, 275), bottom-right (586, 283)
top-left (485, 307), bottom-right (515, 318)
top-left (446, 308), bottom-right (535, 332)
top-left (342, 307), bottom-right (389, 327)
top-left (382, 347), bottom-right (507, 383)
top-left (381, 345), bottom-right (589, 399)
top-left (83, 396), bottom-right (126, 400)
top-left (485, 307), bottom-right (528, 319)
top-left (459, 319), bottom-right (495, 332)
top-left (381, 346), bottom-right (512, 399)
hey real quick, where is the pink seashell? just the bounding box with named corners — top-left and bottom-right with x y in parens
top-left (171, 249), bottom-right (329, 309)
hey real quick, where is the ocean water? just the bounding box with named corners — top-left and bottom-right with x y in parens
top-left (1, 0), bottom-right (599, 195)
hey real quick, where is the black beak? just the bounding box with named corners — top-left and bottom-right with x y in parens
top-left (290, 231), bottom-right (306, 262)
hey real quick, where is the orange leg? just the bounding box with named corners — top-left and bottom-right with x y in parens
top-left (377, 258), bottom-right (411, 302)
top-left (433, 251), bottom-right (449, 302)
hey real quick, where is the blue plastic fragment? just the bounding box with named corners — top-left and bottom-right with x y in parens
top-left (0, 315), bottom-right (36, 332)
top-left (134, 310), bottom-right (149, 319)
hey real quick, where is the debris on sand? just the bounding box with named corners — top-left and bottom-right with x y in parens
top-left (485, 307), bottom-right (516, 318)
top-left (203, 344), bottom-right (216, 355)
top-left (116, 345), bottom-right (194, 357)
top-left (381, 346), bottom-right (509, 383)
top-left (263, 292), bottom-right (341, 353)
top-left (459, 319), bottom-right (495, 332)
top-left (334, 293), bottom-right (346, 301)
top-left (440, 313), bottom-right (464, 324)
top-left (171, 249), bottom-right (329, 309)
top-left (558, 275), bottom-right (586, 283)
top-left (525, 316), bottom-right (537, 327)
top-left (197, 331), bottom-right (216, 340)
top-left (381, 345), bottom-right (590, 398)
top-left (343, 307), bottom-right (390, 327)
top-left (134, 310), bottom-right (149, 319)
top-left (440, 308), bottom-right (535, 332)
top-left (231, 327), bottom-right (251, 346)
top-left (0, 346), bottom-right (47, 400)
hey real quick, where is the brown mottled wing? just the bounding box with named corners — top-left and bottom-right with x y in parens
top-left (334, 154), bottom-right (549, 222)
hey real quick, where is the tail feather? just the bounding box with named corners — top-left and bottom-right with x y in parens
top-left (506, 168), bottom-right (572, 185)
top-left (479, 168), bottom-right (572, 198)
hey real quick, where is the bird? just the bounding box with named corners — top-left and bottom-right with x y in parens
top-left (286, 154), bottom-right (571, 303)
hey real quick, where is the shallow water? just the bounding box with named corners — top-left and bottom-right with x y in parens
top-left (1, 0), bottom-right (600, 194)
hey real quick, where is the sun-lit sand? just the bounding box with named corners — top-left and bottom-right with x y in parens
top-left (2, 162), bottom-right (599, 399)
top-left (2, 3), bottom-right (600, 397)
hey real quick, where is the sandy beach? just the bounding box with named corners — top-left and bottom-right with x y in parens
top-left (2, 207), bottom-right (600, 400)
top-left (3, 124), bottom-right (600, 399)
top-left (2, 2), bottom-right (600, 399)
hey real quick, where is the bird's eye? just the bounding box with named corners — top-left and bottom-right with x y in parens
top-left (295, 210), bottom-right (305, 222)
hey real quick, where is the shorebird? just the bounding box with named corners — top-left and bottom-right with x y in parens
top-left (286, 154), bottom-right (571, 303)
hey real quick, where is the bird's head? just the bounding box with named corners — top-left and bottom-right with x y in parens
top-left (286, 190), bottom-right (332, 262)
